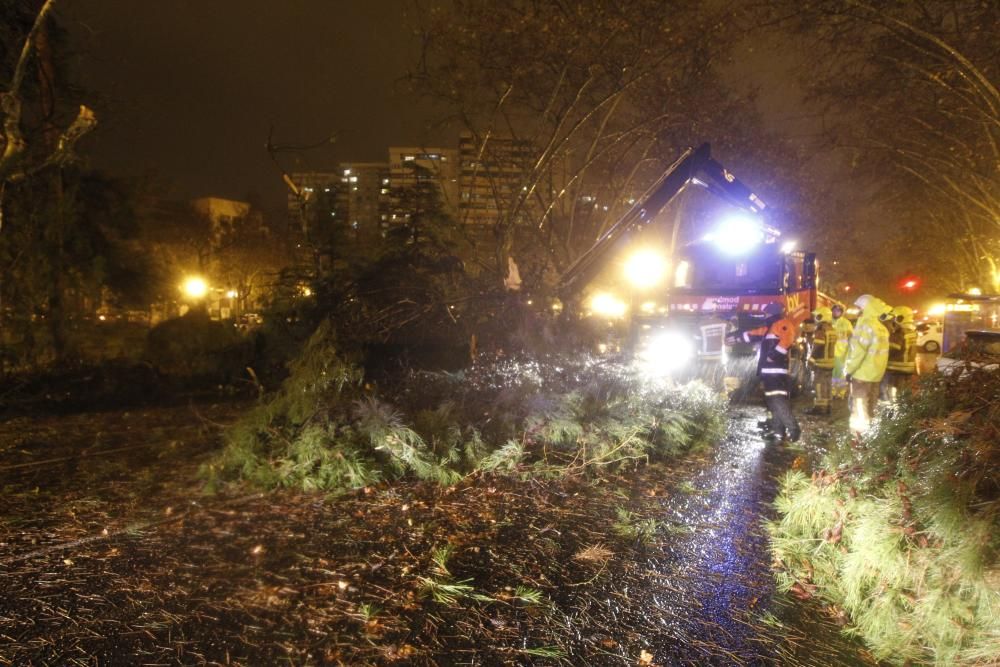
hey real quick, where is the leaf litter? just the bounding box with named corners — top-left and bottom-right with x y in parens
top-left (0, 399), bottom-right (874, 665)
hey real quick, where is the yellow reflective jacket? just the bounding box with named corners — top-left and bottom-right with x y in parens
top-left (832, 316), bottom-right (853, 360)
top-left (845, 299), bottom-right (890, 382)
top-left (810, 322), bottom-right (838, 369)
top-left (887, 324), bottom-right (917, 373)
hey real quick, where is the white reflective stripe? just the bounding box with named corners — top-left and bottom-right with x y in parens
top-left (765, 333), bottom-right (779, 340)
top-left (775, 345), bottom-right (788, 354)
top-left (765, 390), bottom-right (789, 396)
top-left (760, 368), bottom-right (788, 374)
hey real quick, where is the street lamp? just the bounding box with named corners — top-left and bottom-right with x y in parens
top-left (182, 276), bottom-right (208, 299)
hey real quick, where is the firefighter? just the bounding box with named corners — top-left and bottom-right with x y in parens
top-left (732, 302), bottom-right (806, 442)
top-left (806, 306), bottom-right (837, 415)
top-left (884, 305), bottom-right (917, 401)
top-left (830, 303), bottom-right (853, 399)
top-left (844, 294), bottom-right (891, 436)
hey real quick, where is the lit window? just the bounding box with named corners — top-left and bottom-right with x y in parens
top-left (349, 176), bottom-right (358, 183)
top-left (403, 155), bottom-right (415, 161)
top-left (343, 168), bottom-right (352, 176)
top-left (380, 188), bottom-right (389, 194)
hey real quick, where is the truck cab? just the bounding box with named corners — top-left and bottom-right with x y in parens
top-left (628, 237), bottom-right (817, 386)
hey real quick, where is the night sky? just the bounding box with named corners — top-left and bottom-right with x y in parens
top-left (58, 2), bottom-right (808, 214)
top-left (60, 0), bottom-right (444, 210)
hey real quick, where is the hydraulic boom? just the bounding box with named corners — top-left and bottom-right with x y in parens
top-left (557, 143), bottom-right (775, 298)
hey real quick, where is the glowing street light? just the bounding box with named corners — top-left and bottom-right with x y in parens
top-left (181, 276), bottom-right (208, 299)
top-left (624, 248), bottom-right (669, 289)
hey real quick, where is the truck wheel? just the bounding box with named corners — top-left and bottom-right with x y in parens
top-left (922, 340), bottom-right (940, 354)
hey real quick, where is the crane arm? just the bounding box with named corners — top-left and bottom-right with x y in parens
top-left (556, 143), bottom-right (771, 297)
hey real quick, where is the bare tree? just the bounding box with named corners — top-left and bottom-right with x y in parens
top-left (0, 0), bottom-right (96, 231)
top-left (753, 0), bottom-right (1000, 294)
top-left (411, 0), bottom-right (770, 290)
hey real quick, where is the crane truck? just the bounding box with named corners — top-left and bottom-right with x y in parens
top-left (557, 143), bottom-right (835, 387)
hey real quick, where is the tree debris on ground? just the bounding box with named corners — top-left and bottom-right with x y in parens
top-left (1, 399), bottom-right (873, 665)
top-left (769, 366), bottom-right (1000, 665)
top-left (205, 322), bottom-right (727, 493)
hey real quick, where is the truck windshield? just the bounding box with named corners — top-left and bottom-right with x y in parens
top-left (675, 244), bottom-right (783, 294)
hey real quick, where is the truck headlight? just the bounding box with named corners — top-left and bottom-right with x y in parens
top-left (636, 330), bottom-right (695, 376)
top-left (589, 292), bottom-right (628, 319)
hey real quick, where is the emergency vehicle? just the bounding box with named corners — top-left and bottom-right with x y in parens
top-left (557, 143), bottom-right (836, 384)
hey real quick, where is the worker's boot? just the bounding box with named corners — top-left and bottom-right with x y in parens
top-left (764, 428), bottom-right (784, 443)
top-left (804, 405), bottom-right (828, 416)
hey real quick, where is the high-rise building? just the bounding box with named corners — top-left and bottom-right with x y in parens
top-left (458, 132), bottom-right (535, 227)
top-left (339, 162), bottom-right (390, 244)
top-left (288, 165), bottom-right (389, 244)
top-left (286, 171), bottom-right (342, 242)
top-left (387, 147), bottom-right (459, 223)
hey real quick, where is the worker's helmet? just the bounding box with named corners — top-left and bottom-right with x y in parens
top-left (762, 302), bottom-right (785, 318)
top-left (878, 305), bottom-right (895, 322)
top-left (812, 306), bottom-right (833, 323)
top-left (854, 294), bottom-right (874, 309)
top-left (892, 305), bottom-right (915, 324)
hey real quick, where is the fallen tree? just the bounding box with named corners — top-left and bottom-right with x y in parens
top-left (768, 365), bottom-right (1000, 665)
top-left (203, 320), bottom-right (726, 492)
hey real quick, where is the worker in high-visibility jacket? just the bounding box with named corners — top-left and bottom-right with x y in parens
top-left (884, 305), bottom-right (918, 401)
top-left (830, 303), bottom-right (853, 399)
top-left (806, 307), bottom-right (837, 415)
top-left (845, 294), bottom-right (891, 435)
top-left (732, 302), bottom-right (809, 442)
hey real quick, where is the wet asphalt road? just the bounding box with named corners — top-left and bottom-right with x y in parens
top-left (630, 404), bottom-right (871, 666)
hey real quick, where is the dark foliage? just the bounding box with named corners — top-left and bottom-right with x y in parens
top-left (145, 310), bottom-right (252, 386)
